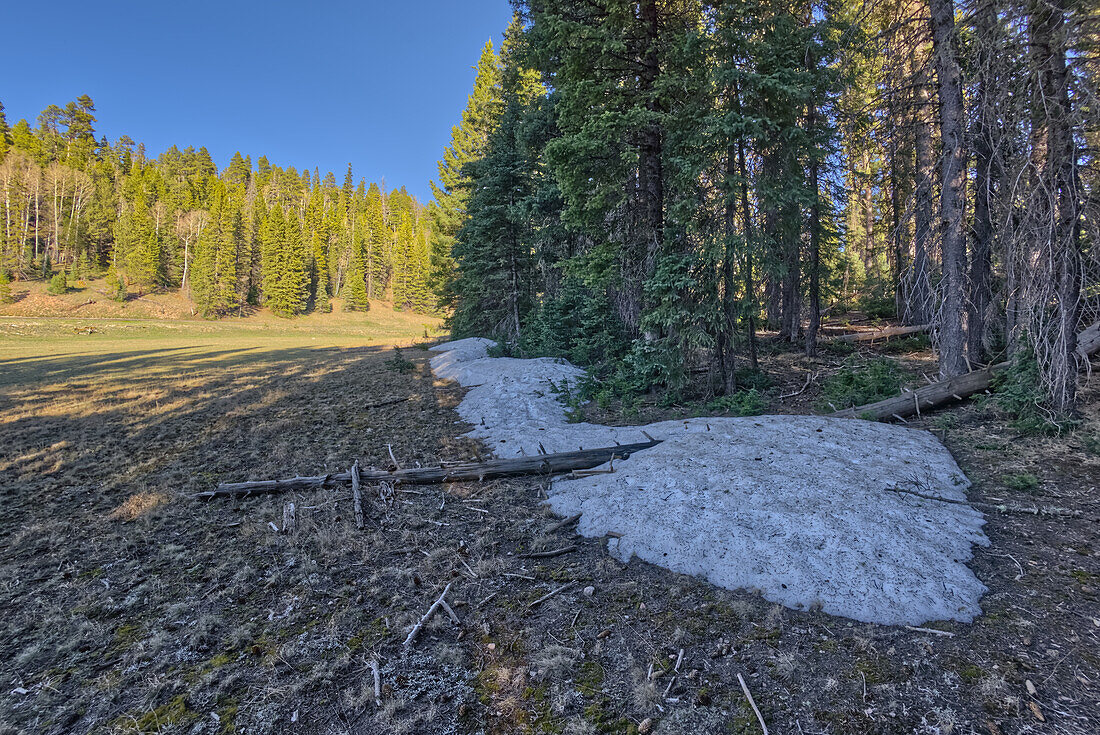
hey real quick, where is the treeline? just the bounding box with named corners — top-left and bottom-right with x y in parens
top-left (438, 1), bottom-right (1099, 417)
top-left (0, 97), bottom-right (435, 316)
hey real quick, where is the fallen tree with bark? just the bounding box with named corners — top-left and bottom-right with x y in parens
top-left (831, 321), bottom-right (1100, 421)
top-left (832, 324), bottom-right (931, 343)
top-left (196, 440), bottom-right (660, 500)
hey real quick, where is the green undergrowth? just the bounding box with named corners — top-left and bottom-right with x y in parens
top-left (817, 357), bottom-right (902, 411)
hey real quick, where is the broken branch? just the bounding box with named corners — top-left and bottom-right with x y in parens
top-left (198, 440), bottom-right (661, 500)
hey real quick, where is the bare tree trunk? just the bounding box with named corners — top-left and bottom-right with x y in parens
top-left (968, 0), bottom-right (996, 362)
top-left (1029, 0), bottom-right (1080, 413)
top-left (930, 0), bottom-right (969, 378)
top-left (861, 151), bottom-right (876, 279)
top-left (890, 130), bottom-right (906, 316)
top-left (806, 101), bottom-right (822, 358)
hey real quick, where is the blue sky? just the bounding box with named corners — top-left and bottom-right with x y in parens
top-left (0, 0), bottom-right (514, 201)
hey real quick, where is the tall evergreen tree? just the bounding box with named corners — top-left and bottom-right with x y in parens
top-left (429, 38), bottom-right (504, 303)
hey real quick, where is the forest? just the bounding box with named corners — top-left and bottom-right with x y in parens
top-left (438, 0), bottom-right (1099, 421)
top-left (0, 98), bottom-right (437, 317)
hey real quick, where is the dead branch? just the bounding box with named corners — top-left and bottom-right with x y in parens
top-left (520, 545), bottom-right (577, 559)
top-left (545, 513), bottom-right (582, 533)
top-left (351, 461), bottom-right (364, 530)
top-left (737, 673), bottom-right (769, 735)
top-left (884, 485), bottom-right (1082, 518)
top-left (197, 440), bottom-right (661, 500)
top-left (403, 581), bottom-right (454, 646)
top-left (527, 581), bottom-right (575, 610)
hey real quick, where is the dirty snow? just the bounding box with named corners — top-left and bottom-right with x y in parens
top-left (430, 337), bottom-right (989, 625)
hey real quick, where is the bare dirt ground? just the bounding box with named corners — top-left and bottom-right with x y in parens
top-left (1, 324), bottom-right (1097, 734)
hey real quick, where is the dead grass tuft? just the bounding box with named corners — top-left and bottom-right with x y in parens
top-left (109, 490), bottom-right (170, 521)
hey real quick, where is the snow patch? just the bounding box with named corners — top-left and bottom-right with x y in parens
top-left (430, 338), bottom-right (988, 625)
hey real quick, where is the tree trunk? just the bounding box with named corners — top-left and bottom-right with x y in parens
top-left (910, 61), bottom-right (934, 326)
top-left (805, 101), bottom-right (822, 357)
top-left (930, 0), bottom-right (968, 378)
top-left (737, 134), bottom-right (759, 370)
top-left (1029, 0), bottom-right (1080, 413)
top-left (637, 0), bottom-right (663, 328)
top-left (719, 145), bottom-right (738, 392)
top-left (968, 0), bottom-right (996, 363)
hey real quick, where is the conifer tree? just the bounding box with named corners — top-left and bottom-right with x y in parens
top-left (342, 238), bottom-right (370, 311)
top-left (116, 196), bottom-right (160, 292)
top-left (105, 261), bottom-right (127, 301)
top-left (391, 214), bottom-right (416, 309)
top-left (429, 38), bottom-right (503, 301)
top-left (364, 183), bottom-right (388, 295)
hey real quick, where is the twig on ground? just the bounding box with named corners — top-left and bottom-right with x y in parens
top-left (403, 582), bottom-right (454, 646)
top-left (738, 673), bottom-right (769, 735)
top-left (779, 372), bottom-right (815, 399)
top-left (520, 545), bottom-right (577, 559)
top-left (439, 599), bottom-right (461, 625)
top-left (370, 659), bottom-right (381, 706)
top-left (884, 485), bottom-right (1083, 518)
top-left (528, 581), bottom-right (575, 610)
top-left (545, 512), bottom-right (582, 533)
top-left (387, 444), bottom-right (401, 470)
top-left (905, 625), bottom-right (956, 638)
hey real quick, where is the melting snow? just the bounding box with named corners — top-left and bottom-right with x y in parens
top-left (430, 337), bottom-right (988, 625)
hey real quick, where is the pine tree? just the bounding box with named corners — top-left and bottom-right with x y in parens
top-left (428, 38), bottom-right (503, 300)
top-left (106, 261), bottom-right (127, 301)
top-left (0, 101), bottom-right (11, 159)
top-left (450, 91), bottom-right (535, 338)
top-left (342, 238), bottom-right (370, 311)
top-left (0, 269), bottom-right (11, 303)
top-left (391, 214), bottom-right (416, 309)
top-left (116, 196), bottom-right (160, 292)
top-left (364, 183), bottom-right (388, 295)
top-left (260, 204), bottom-right (287, 307)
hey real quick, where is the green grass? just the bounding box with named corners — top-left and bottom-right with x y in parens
top-left (0, 312), bottom-right (443, 389)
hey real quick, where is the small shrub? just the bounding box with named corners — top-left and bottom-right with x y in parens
top-left (0, 270), bottom-right (12, 303)
top-left (859, 295), bottom-right (897, 320)
top-left (708, 388), bottom-right (768, 416)
top-left (106, 265), bottom-right (127, 302)
top-left (1001, 472), bottom-right (1040, 493)
top-left (735, 367), bottom-right (774, 392)
top-left (880, 334), bottom-right (931, 354)
top-left (818, 357), bottom-right (902, 410)
top-left (385, 348), bottom-right (416, 373)
top-left (47, 271), bottom-right (69, 295)
top-left (992, 349), bottom-right (1075, 434)
top-left (1081, 433), bottom-right (1100, 456)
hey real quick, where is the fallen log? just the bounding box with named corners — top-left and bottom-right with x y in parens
top-left (196, 439), bottom-right (661, 500)
top-left (830, 362), bottom-right (1009, 421)
top-left (831, 321), bottom-right (1100, 421)
top-left (833, 323), bottom-right (931, 343)
top-left (1077, 321), bottom-right (1100, 360)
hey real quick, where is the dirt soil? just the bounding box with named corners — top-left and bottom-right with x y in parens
top-left (1, 333), bottom-right (1097, 734)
